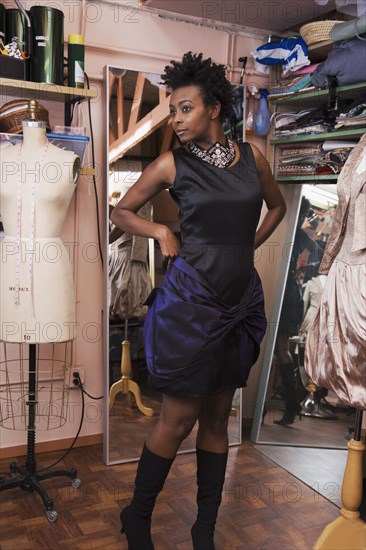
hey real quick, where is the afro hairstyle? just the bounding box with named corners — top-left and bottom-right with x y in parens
top-left (161, 51), bottom-right (234, 123)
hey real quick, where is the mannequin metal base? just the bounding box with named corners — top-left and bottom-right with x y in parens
top-left (0, 462), bottom-right (81, 522)
top-left (301, 393), bottom-right (339, 420)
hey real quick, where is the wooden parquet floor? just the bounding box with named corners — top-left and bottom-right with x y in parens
top-left (0, 441), bottom-right (340, 550)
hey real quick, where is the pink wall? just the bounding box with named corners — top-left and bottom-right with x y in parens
top-left (1, 0), bottom-right (288, 451)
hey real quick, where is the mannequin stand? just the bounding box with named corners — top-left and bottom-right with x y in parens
top-left (109, 319), bottom-right (154, 417)
top-left (298, 341), bottom-right (338, 420)
top-left (301, 380), bottom-right (339, 421)
top-left (315, 409), bottom-right (366, 549)
top-left (0, 344), bottom-right (81, 522)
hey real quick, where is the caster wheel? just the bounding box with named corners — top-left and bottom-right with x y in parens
top-left (46, 510), bottom-right (58, 523)
top-left (72, 477), bottom-right (81, 489)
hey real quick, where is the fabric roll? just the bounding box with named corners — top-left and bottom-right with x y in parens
top-left (330, 16), bottom-right (366, 42)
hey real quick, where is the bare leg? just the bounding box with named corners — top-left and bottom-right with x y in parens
top-left (196, 388), bottom-right (236, 452)
top-left (146, 393), bottom-right (203, 458)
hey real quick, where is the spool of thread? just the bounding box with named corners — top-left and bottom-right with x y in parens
top-left (30, 6), bottom-right (64, 85)
top-left (68, 34), bottom-right (85, 88)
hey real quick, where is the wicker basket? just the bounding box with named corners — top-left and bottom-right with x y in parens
top-left (0, 100), bottom-right (51, 134)
top-left (300, 20), bottom-right (343, 46)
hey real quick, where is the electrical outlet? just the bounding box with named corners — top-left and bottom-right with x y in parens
top-left (66, 366), bottom-right (85, 388)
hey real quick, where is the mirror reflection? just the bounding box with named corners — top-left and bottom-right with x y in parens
top-left (256, 184), bottom-right (356, 448)
top-left (104, 66), bottom-right (242, 464)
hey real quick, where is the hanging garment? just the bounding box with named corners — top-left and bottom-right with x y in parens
top-left (299, 275), bottom-right (326, 339)
top-left (108, 203), bottom-right (152, 320)
top-left (305, 134), bottom-right (366, 409)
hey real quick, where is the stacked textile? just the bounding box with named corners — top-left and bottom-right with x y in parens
top-left (269, 75), bottom-right (313, 97)
top-left (274, 107), bottom-right (334, 138)
top-left (276, 141), bottom-right (356, 176)
top-left (335, 95), bottom-right (366, 129)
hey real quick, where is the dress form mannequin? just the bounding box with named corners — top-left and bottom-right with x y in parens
top-left (0, 120), bottom-right (80, 343)
top-left (305, 134), bottom-right (366, 549)
top-left (0, 111), bottom-right (81, 520)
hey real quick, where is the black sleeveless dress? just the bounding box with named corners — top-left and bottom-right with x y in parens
top-left (143, 142), bottom-right (266, 396)
top-left (171, 142), bottom-right (263, 304)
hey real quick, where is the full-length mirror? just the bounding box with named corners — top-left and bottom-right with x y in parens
top-left (252, 183), bottom-right (356, 449)
top-left (103, 65), bottom-right (242, 464)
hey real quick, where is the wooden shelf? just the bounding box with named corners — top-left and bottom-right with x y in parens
top-left (269, 81), bottom-right (366, 106)
top-left (276, 175), bottom-right (338, 183)
top-left (271, 128), bottom-right (365, 145)
top-left (0, 77), bottom-right (97, 102)
top-left (308, 40), bottom-right (333, 63)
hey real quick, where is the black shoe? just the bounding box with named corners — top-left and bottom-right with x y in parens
top-left (191, 448), bottom-right (228, 550)
top-left (120, 505), bottom-right (154, 550)
top-left (119, 444), bottom-right (174, 550)
top-left (274, 403), bottom-right (302, 426)
top-left (191, 521), bottom-right (215, 550)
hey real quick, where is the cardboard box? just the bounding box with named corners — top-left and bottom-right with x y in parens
top-left (0, 56), bottom-right (27, 80)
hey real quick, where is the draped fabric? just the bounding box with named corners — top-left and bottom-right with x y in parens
top-left (108, 202), bottom-right (152, 320)
top-left (108, 238), bottom-right (152, 320)
top-left (305, 134), bottom-right (366, 409)
top-left (143, 257), bottom-right (267, 396)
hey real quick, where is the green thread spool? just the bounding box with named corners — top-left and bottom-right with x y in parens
top-left (68, 34), bottom-right (84, 88)
top-left (30, 6), bottom-right (64, 85)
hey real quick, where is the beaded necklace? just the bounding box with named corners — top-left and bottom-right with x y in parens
top-left (188, 138), bottom-right (235, 168)
top-left (15, 141), bottom-right (50, 307)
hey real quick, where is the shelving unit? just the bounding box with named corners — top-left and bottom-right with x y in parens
top-left (267, 37), bottom-right (366, 185)
top-left (0, 77), bottom-right (97, 174)
top-left (0, 77), bottom-right (96, 103)
top-left (271, 127), bottom-right (365, 145)
top-left (307, 39), bottom-right (334, 62)
top-left (270, 81), bottom-right (366, 106)
top-left (276, 174), bottom-right (339, 183)
top-left (268, 79), bottom-right (366, 185)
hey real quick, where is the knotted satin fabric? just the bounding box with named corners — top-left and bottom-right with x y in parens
top-left (143, 256), bottom-right (267, 394)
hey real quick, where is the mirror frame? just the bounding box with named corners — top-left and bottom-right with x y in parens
top-left (250, 185), bottom-right (303, 444)
top-left (103, 64), bottom-right (242, 465)
top-left (251, 184), bottom-right (347, 449)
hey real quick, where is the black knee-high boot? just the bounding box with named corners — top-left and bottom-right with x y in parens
top-left (120, 443), bottom-right (174, 550)
top-left (191, 447), bottom-right (228, 550)
top-left (274, 363), bottom-right (302, 426)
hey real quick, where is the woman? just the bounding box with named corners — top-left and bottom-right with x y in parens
top-left (110, 52), bottom-right (286, 550)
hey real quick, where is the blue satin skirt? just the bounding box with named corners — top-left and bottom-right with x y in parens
top-left (143, 256), bottom-right (267, 396)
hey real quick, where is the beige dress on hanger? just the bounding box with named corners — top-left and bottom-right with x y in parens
top-left (108, 203), bottom-right (152, 320)
top-left (305, 133), bottom-right (366, 409)
top-left (300, 274), bottom-right (327, 339)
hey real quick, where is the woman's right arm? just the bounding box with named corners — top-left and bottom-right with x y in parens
top-left (110, 151), bottom-right (180, 258)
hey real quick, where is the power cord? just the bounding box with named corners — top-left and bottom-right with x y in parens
top-left (84, 71), bottom-right (104, 268)
top-left (38, 374), bottom-right (103, 472)
top-left (38, 383), bottom-right (85, 473)
top-left (72, 372), bottom-right (103, 400)
top-left (64, 65), bottom-right (104, 268)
